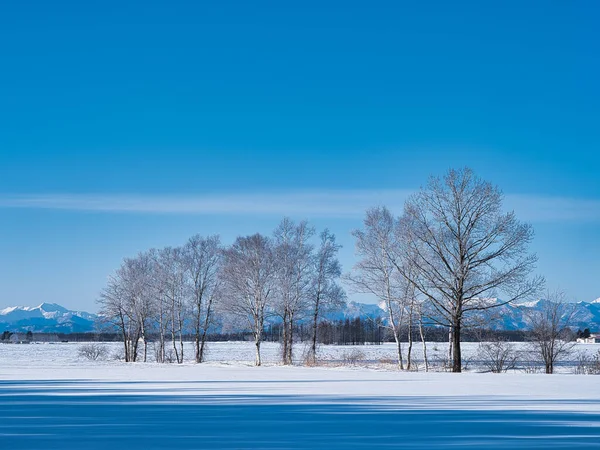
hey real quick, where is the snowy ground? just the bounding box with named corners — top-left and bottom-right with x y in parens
top-left (2, 342), bottom-right (600, 448)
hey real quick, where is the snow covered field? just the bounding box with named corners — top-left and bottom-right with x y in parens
top-left (2, 342), bottom-right (600, 449)
top-left (3, 340), bottom-right (600, 370)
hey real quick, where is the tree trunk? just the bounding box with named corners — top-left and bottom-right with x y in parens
top-left (287, 311), bottom-right (294, 365)
top-left (452, 321), bottom-right (462, 373)
top-left (172, 329), bottom-right (179, 364)
top-left (132, 332), bottom-right (140, 362)
top-left (119, 313), bottom-right (128, 362)
top-left (194, 306), bottom-right (201, 363)
top-left (140, 320), bottom-right (147, 363)
top-left (198, 299), bottom-right (213, 363)
top-left (199, 329), bottom-right (208, 363)
top-left (407, 305), bottom-right (413, 371)
top-left (388, 307), bottom-right (404, 370)
top-left (281, 309), bottom-right (289, 364)
top-left (393, 329), bottom-right (404, 370)
top-left (419, 315), bottom-right (428, 372)
top-left (310, 300), bottom-right (319, 364)
top-left (447, 328), bottom-right (453, 369)
top-left (178, 331), bottom-right (184, 364)
top-left (195, 333), bottom-right (201, 363)
top-left (178, 309), bottom-right (184, 364)
top-left (157, 310), bottom-right (165, 363)
top-left (255, 338), bottom-right (262, 366)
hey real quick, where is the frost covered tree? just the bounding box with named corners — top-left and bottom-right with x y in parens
top-left (98, 253), bottom-right (154, 362)
top-left (307, 229), bottom-right (345, 365)
top-left (273, 218), bottom-right (315, 365)
top-left (220, 233), bottom-right (277, 366)
top-left (528, 290), bottom-right (576, 374)
top-left (98, 272), bottom-right (138, 362)
top-left (157, 247), bottom-right (188, 364)
top-left (347, 207), bottom-right (414, 370)
top-left (401, 168), bottom-right (543, 372)
top-left (183, 234), bottom-right (222, 363)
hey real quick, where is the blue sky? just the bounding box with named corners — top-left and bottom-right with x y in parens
top-left (0, 0), bottom-right (598, 311)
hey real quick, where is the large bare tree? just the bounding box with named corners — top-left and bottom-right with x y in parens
top-left (401, 168), bottom-right (543, 372)
top-left (220, 233), bottom-right (277, 366)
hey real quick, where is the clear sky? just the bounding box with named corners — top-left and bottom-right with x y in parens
top-left (0, 0), bottom-right (598, 311)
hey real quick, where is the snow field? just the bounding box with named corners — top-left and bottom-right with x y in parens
top-left (3, 341), bottom-right (600, 448)
top-left (3, 340), bottom-right (600, 370)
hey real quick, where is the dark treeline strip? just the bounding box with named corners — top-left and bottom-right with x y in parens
top-left (6, 321), bottom-right (533, 344)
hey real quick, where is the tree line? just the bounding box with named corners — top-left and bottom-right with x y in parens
top-left (99, 167), bottom-right (548, 372)
top-left (98, 219), bottom-right (345, 365)
top-left (345, 167), bottom-right (543, 372)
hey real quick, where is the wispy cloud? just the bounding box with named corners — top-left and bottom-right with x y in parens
top-left (505, 195), bottom-right (600, 223)
top-left (0, 191), bottom-right (598, 222)
top-left (0, 191), bottom-right (412, 218)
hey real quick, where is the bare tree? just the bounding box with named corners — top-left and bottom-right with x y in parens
top-left (98, 272), bottom-right (137, 362)
top-left (307, 229), bottom-right (346, 365)
top-left (476, 339), bottom-right (518, 373)
top-left (220, 234), bottom-right (277, 366)
top-left (347, 207), bottom-right (411, 370)
top-left (183, 235), bottom-right (222, 363)
top-left (146, 248), bottom-right (170, 363)
top-left (98, 254), bottom-right (154, 362)
top-left (130, 252), bottom-right (155, 363)
top-left (157, 247), bottom-right (187, 364)
top-left (78, 343), bottom-right (109, 361)
top-left (527, 291), bottom-right (576, 374)
top-left (401, 167), bottom-right (543, 372)
top-left (273, 218), bottom-right (315, 365)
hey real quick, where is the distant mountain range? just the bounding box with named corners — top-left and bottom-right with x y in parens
top-left (326, 298), bottom-right (600, 332)
top-left (0, 303), bottom-right (97, 333)
top-left (2, 298), bottom-right (600, 334)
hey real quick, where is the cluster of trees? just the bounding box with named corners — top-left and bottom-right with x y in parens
top-left (317, 317), bottom-right (385, 346)
top-left (259, 317), bottom-right (386, 346)
top-left (98, 167), bottom-right (551, 373)
top-left (98, 219), bottom-right (345, 366)
top-left (98, 235), bottom-right (222, 363)
top-left (347, 168), bottom-right (543, 372)
top-left (576, 328), bottom-right (592, 339)
top-left (0, 330), bottom-right (34, 342)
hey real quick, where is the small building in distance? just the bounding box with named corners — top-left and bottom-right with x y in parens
top-left (577, 334), bottom-right (600, 344)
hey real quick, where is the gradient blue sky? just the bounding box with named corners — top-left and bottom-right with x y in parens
top-left (0, 0), bottom-right (598, 311)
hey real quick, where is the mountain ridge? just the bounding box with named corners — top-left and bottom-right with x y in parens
top-left (2, 298), bottom-right (600, 333)
top-left (0, 303), bottom-right (97, 333)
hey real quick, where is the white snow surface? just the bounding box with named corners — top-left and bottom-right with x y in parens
top-left (2, 341), bottom-right (600, 412)
top-left (5, 341), bottom-right (600, 449)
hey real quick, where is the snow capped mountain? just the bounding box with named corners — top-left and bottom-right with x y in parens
top-left (0, 303), bottom-right (98, 333)
top-left (492, 298), bottom-right (600, 331)
top-left (329, 297), bottom-right (600, 332)
top-left (2, 297), bottom-right (600, 334)
top-left (327, 301), bottom-right (385, 320)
